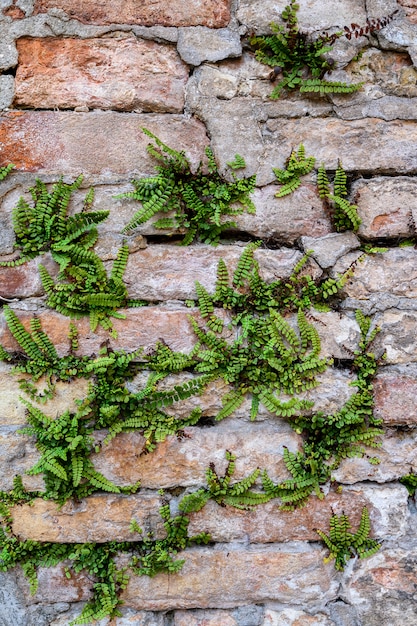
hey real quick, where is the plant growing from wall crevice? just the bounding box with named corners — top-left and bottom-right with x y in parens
top-left (315, 507), bottom-right (381, 570)
top-left (118, 128), bottom-right (257, 245)
top-left (249, 0), bottom-right (398, 98)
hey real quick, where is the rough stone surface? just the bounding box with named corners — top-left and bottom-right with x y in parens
top-left (375, 309), bottom-right (417, 364)
top-left (260, 118), bottom-right (417, 183)
top-left (12, 494), bottom-right (165, 542)
top-left (121, 546), bottom-right (338, 610)
top-left (334, 429), bottom-right (417, 483)
top-left (236, 184), bottom-right (333, 243)
top-left (261, 609), bottom-right (335, 626)
top-left (0, 112), bottom-right (209, 183)
top-left (0, 426), bottom-right (42, 491)
top-left (174, 610), bottom-right (239, 626)
top-left (14, 37), bottom-right (189, 112)
top-left (399, 0), bottom-right (417, 23)
top-left (236, 0), bottom-right (367, 34)
top-left (0, 74), bottom-right (14, 109)
top-left (374, 368), bottom-right (417, 424)
top-left (33, 0), bottom-right (231, 27)
top-left (349, 547), bottom-right (417, 625)
top-left (190, 103), bottom-right (417, 185)
top-left (353, 176), bottom-right (417, 238)
top-left (177, 27), bottom-right (241, 66)
top-left (122, 244), bottom-right (320, 301)
top-left (334, 248), bottom-right (417, 300)
top-left (300, 232), bottom-right (360, 268)
top-left (188, 484), bottom-right (409, 543)
top-left (94, 419), bottom-right (300, 488)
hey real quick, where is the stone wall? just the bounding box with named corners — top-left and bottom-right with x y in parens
top-left (1, 1), bottom-right (417, 625)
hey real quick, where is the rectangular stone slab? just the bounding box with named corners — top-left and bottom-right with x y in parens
top-left (33, 0), bottom-right (231, 27)
top-left (15, 37), bottom-right (189, 113)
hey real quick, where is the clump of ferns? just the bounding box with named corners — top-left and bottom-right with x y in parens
top-left (0, 163), bottom-right (14, 181)
top-left (0, 504), bottom-right (209, 625)
top-left (0, 174), bottom-right (143, 334)
top-left (0, 310), bottom-right (208, 454)
top-left (179, 450), bottom-right (272, 513)
top-left (262, 310), bottom-right (383, 509)
top-left (315, 507), bottom-right (381, 570)
top-left (0, 307), bottom-right (91, 402)
top-left (274, 145), bottom-right (361, 232)
top-left (400, 471), bottom-right (417, 496)
top-left (18, 397), bottom-right (140, 504)
top-left (117, 128), bottom-right (256, 245)
top-left (249, 0), bottom-right (398, 98)
top-left (0, 176), bottom-right (108, 267)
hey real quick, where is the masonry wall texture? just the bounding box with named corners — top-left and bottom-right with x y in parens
top-left (0, 0), bottom-right (417, 625)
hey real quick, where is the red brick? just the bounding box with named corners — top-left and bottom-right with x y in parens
top-left (0, 112), bottom-right (209, 180)
top-left (33, 0), bottom-right (230, 27)
top-left (15, 37), bottom-right (188, 113)
top-left (12, 494), bottom-right (165, 543)
top-left (374, 371), bottom-right (417, 425)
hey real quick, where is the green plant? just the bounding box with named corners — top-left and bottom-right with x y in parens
top-left (274, 146), bottom-right (361, 232)
top-left (39, 241), bottom-right (143, 336)
top-left (273, 144), bottom-right (316, 197)
top-left (0, 176), bottom-right (108, 267)
top-left (262, 310), bottom-right (383, 509)
top-left (399, 472), bottom-right (417, 496)
top-left (18, 397), bottom-right (140, 503)
top-left (315, 507), bottom-right (381, 570)
top-left (250, 1), bottom-right (398, 98)
top-left (118, 128), bottom-right (256, 245)
top-left (0, 307), bottom-right (91, 401)
top-left (317, 161), bottom-right (361, 231)
top-left (0, 163), bottom-right (14, 181)
top-left (0, 502), bottom-right (209, 624)
top-left (179, 451), bottom-right (271, 512)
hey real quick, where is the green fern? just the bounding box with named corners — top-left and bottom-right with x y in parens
top-left (316, 507), bottom-right (381, 570)
top-left (249, 1), bottom-right (397, 98)
top-left (0, 176), bottom-right (108, 267)
top-left (118, 128), bottom-right (256, 245)
top-left (0, 163), bottom-right (14, 181)
top-left (180, 451), bottom-right (271, 512)
top-left (273, 145), bottom-right (315, 197)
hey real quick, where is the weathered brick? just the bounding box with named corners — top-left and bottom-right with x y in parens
top-left (375, 309), bottom-right (417, 364)
top-left (12, 494), bottom-right (165, 542)
top-left (0, 112), bottom-right (209, 182)
top-left (195, 101), bottom-right (417, 185)
top-left (121, 244), bottom-right (321, 301)
top-left (0, 363), bottom-right (90, 427)
top-left (334, 248), bottom-right (417, 300)
top-left (188, 484), bottom-right (409, 543)
top-left (262, 609), bottom-right (336, 626)
top-left (333, 428), bottom-right (417, 484)
top-left (353, 177), bottom-right (417, 238)
top-left (33, 0), bottom-right (231, 27)
top-left (0, 255), bottom-right (56, 298)
top-left (15, 37), bottom-right (188, 113)
top-left (374, 369), bottom-right (417, 424)
top-left (0, 306), bottom-right (197, 355)
top-left (236, 0), bottom-right (366, 33)
top-left (350, 547), bottom-right (417, 626)
top-left (94, 420), bottom-right (299, 488)
top-left (120, 546), bottom-right (338, 609)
